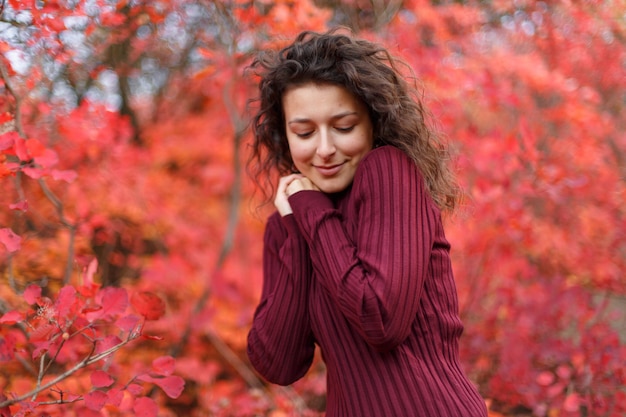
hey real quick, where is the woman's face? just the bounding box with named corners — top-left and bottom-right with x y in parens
top-left (282, 83), bottom-right (374, 193)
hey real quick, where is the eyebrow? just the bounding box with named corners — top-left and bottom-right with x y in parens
top-left (287, 111), bottom-right (359, 125)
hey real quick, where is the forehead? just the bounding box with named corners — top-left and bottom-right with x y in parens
top-left (282, 82), bottom-right (365, 119)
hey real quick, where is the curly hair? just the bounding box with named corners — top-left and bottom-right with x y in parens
top-left (248, 29), bottom-right (461, 212)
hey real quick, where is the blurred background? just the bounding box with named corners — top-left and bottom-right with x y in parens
top-left (0, 0), bottom-right (624, 416)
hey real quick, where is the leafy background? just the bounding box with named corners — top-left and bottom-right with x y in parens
top-left (0, 0), bottom-right (624, 416)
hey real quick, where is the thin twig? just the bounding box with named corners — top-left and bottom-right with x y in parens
top-left (0, 58), bottom-right (25, 137)
top-left (32, 353), bottom-right (47, 401)
top-left (165, 50), bottom-right (276, 401)
top-left (0, 332), bottom-right (139, 408)
top-left (38, 178), bottom-right (77, 283)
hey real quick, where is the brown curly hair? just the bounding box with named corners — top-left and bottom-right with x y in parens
top-left (248, 29), bottom-right (461, 212)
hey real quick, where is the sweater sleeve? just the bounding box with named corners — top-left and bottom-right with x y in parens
top-left (246, 213), bottom-right (316, 385)
top-left (288, 146), bottom-right (436, 352)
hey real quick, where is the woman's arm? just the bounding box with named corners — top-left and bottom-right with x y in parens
top-left (247, 213), bottom-right (316, 385)
top-left (288, 146), bottom-right (437, 352)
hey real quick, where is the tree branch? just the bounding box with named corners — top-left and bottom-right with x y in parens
top-left (0, 331), bottom-right (139, 408)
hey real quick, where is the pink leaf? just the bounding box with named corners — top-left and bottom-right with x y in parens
top-left (54, 285), bottom-right (77, 317)
top-left (0, 131), bottom-right (18, 151)
top-left (33, 148), bottom-right (58, 167)
top-left (22, 166), bottom-right (44, 179)
top-left (95, 335), bottom-right (122, 357)
top-left (30, 323), bottom-right (57, 343)
top-left (85, 258), bottom-right (98, 284)
top-left (23, 284), bottom-right (42, 304)
top-left (106, 388), bottom-right (123, 407)
top-left (0, 228), bottom-right (21, 252)
top-left (91, 370), bottom-right (114, 388)
top-left (0, 310), bottom-right (24, 324)
top-left (115, 314), bottom-right (140, 332)
top-left (152, 356), bottom-right (175, 376)
top-left (85, 390), bottom-right (107, 411)
top-left (99, 287), bottom-right (128, 318)
top-left (563, 393), bottom-right (581, 412)
top-left (138, 375), bottom-right (185, 399)
top-left (133, 396), bottom-right (158, 417)
top-left (73, 406), bottom-right (102, 417)
top-left (51, 169), bottom-right (77, 183)
top-left (126, 383), bottom-right (143, 396)
top-left (9, 200), bottom-right (28, 211)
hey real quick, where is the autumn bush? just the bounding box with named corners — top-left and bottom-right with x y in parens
top-left (0, 1), bottom-right (624, 416)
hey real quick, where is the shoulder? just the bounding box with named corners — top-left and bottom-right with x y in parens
top-left (362, 145), bottom-right (411, 164)
top-left (355, 145), bottom-right (421, 183)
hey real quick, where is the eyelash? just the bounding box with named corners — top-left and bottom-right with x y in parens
top-left (295, 126), bottom-right (355, 138)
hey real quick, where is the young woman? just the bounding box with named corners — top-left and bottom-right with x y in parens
top-left (247, 29), bottom-right (488, 417)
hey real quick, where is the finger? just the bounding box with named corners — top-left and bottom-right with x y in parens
top-left (278, 173), bottom-right (303, 189)
top-left (286, 178), bottom-right (305, 196)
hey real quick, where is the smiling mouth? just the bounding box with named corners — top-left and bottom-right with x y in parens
top-left (314, 163), bottom-right (344, 176)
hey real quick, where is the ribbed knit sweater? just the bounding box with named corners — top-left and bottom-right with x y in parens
top-left (247, 146), bottom-right (487, 416)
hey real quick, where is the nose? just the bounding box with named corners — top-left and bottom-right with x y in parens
top-left (316, 130), bottom-right (336, 160)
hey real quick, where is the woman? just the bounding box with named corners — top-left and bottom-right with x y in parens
top-left (247, 29), bottom-right (488, 417)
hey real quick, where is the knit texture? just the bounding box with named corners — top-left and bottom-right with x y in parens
top-left (247, 146), bottom-right (487, 416)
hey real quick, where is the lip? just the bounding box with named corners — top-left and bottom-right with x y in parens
top-left (314, 163), bottom-right (344, 177)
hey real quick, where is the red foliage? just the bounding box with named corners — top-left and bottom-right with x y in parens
top-left (0, 0), bottom-right (623, 416)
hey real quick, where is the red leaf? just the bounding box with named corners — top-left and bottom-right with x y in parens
top-left (23, 284), bottom-right (42, 304)
top-left (131, 292), bottom-right (165, 321)
top-left (30, 323), bottom-right (57, 343)
top-left (14, 137), bottom-right (29, 161)
top-left (138, 375), bottom-right (185, 399)
top-left (85, 390), bottom-right (107, 411)
top-left (99, 287), bottom-right (129, 318)
top-left (106, 388), bottom-right (123, 406)
top-left (0, 336), bottom-right (16, 362)
top-left (95, 335), bottom-right (122, 354)
top-left (141, 334), bottom-right (163, 341)
top-left (126, 383), bottom-right (143, 396)
top-left (152, 355), bottom-right (175, 376)
top-left (54, 285), bottom-right (77, 318)
top-left (0, 228), bottom-right (21, 252)
top-left (25, 138), bottom-right (46, 158)
top-left (90, 370), bottom-right (114, 388)
top-left (133, 397), bottom-right (158, 417)
top-left (0, 311), bottom-right (23, 324)
top-left (116, 314), bottom-right (141, 333)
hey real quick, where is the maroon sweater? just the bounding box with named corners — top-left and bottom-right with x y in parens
top-left (247, 146), bottom-right (487, 416)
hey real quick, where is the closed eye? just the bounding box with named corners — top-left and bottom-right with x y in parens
top-left (295, 131), bottom-right (314, 138)
top-left (336, 126), bottom-right (355, 133)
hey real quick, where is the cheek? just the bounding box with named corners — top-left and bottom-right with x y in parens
top-left (287, 138), bottom-right (314, 163)
top-left (346, 133), bottom-right (374, 155)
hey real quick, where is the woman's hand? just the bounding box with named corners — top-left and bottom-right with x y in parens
top-left (275, 174), bottom-right (320, 216)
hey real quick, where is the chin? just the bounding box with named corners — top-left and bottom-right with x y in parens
top-left (316, 180), bottom-right (350, 194)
